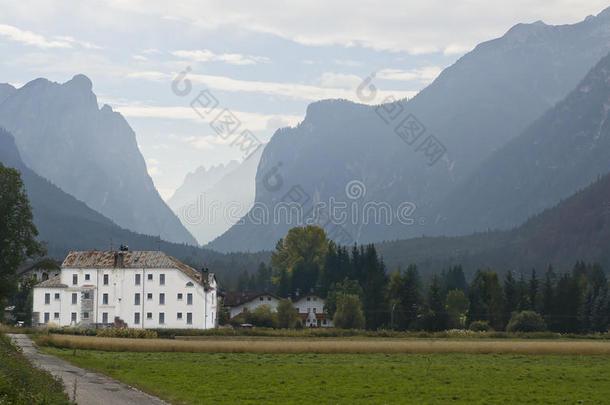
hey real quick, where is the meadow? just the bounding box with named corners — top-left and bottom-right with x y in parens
top-left (42, 347), bottom-right (610, 404)
top-left (0, 333), bottom-right (72, 404)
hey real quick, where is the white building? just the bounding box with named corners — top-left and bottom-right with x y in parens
top-left (222, 291), bottom-right (333, 328)
top-left (293, 294), bottom-right (333, 328)
top-left (32, 250), bottom-right (218, 329)
top-left (223, 291), bottom-right (280, 319)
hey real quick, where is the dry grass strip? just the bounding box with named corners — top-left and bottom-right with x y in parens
top-left (37, 334), bottom-right (610, 355)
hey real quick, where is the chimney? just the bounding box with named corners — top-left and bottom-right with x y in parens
top-left (200, 267), bottom-right (209, 283)
top-left (114, 253), bottom-right (125, 268)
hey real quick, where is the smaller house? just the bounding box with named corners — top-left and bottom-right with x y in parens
top-left (17, 259), bottom-right (61, 286)
top-left (223, 291), bottom-right (280, 319)
top-left (293, 294), bottom-right (333, 328)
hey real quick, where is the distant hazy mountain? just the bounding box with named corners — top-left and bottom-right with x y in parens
top-left (167, 160), bottom-right (239, 211)
top-left (0, 127), bottom-right (268, 283)
top-left (0, 83), bottom-right (15, 103)
top-left (209, 7), bottom-right (610, 252)
top-left (376, 168), bottom-right (610, 277)
top-left (436, 51), bottom-right (610, 235)
top-left (0, 75), bottom-right (196, 245)
top-left (172, 147), bottom-right (263, 245)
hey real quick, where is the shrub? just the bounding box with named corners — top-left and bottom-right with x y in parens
top-left (229, 314), bottom-right (246, 328)
top-left (506, 311), bottom-right (547, 333)
top-left (469, 320), bottom-right (492, 332)
top-left (276, 299), bottom-right (297, 329)
top-left (96, 327), bottom-right (157, 339)
top-left (333, 294), bottom-right (365, 329)
top-left (245, 305), bottom-right (277, 328)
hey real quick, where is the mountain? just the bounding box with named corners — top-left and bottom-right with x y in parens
top-left (376, 169), bottom-right (610, 277)
top-left (0, 127), bottom-right (268, 284)
top-left (167, 160), bottom-right (239, 211)
top-left (0, 83), bottom-right (15, 103)
top-left (209, 7), bottom-right (610, 252)
top-left (0, 75), bottom-right (196, 245)
top-left (436, 51), bottom-right (610, 235)
top-left (171, 147), bottom-right (264, 245)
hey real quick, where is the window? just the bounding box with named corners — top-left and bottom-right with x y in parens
top-left (45, 293), bottom-right (50, 304)
top-left (147, 312), bottom-right (152, 319)
top-left (307, 297), bottom-right (311, 301)
top-left (268, 297), bottom-right (271, 301)
top-left (177, 312), bottom-right (183, 319)
top-left (177, 293), bottom-right (183, 300)
top-left (84, 292), bottom-right (90, 299)
top-left (54, 312), bottom-right (59, 319)
top-left (159, 313), bottom-right (165, 324)
top-left (186, 312), bottom-right (192, 325)
top-left (135, 274), bottom-right (141, 285)
top-left (313, 308), bottom-right (317, 313)
top-left (160, 274), bottom-right (165, 285)
top-left (159, 293), bottom-right (165, 305)
top-left (71, 312), bottom-right (77, 323)
top-left (44, 313), bottom-right (50, 323)
top-left (322, 319), bottom-right (327, 325)
top-left (134, 312), bottom-right (140, 324)
top-left (72, 274), bottom-right (78, 285)
top-left (54, 293), bottom-right (60, 300)
top-left (103, 293), bottom-right (108, 305)
top-left (147, 293), bottom-right (152, 300)
top-left (187, 293), bottom-right (193, 305)
top-left (103, 274), bottom-right (109, 285)
top-left (186, 281), bottom-right (194, 287)
top-left (296, 307), bottom-right (299, 312)
top-left (134, 293), bottom-right (140, 305)
top-left (260, 296), bottom-right (264, 301)
top-left (102, 312), bottom-right (108, 324)
top-left (72, 293), bottom-right (77, 305)
top-left (83, 312), bottom-right (89, 319)
top-left (85, 274), bottom-right (90, 281)
top-left (147, 274), bottom-right (153, 281)
top-left (307, 308), bottom-right (311, 313)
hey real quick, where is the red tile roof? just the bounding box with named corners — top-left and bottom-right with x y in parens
top-left (223, 291), bottom-right (280, 307)
top-left (61, 251), bottom-right (205, 285)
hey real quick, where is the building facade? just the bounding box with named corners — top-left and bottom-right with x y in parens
top-left (32, 250), bottom-right (218, 329)
top-left (223, 291), bottom-right (280, 319)
top-left (293, 294), bottom-right (333, 328)
top-left (222, 291), bottom-right (333, 328)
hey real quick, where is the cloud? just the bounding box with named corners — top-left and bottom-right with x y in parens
top-left (109, 100), bottom-right (303, 131)
top-left (377, 66), bottom-right (442, 84)
top-left (315, 72), bottom-right (362, 89)
top-left (443, 44), bottom-right (474, 55)
top-left (145, 158), bottom-right (161, 177)
top-left (54, 35), bottom-right (102, 49)
top-left (128, 70), bottom-right (417, 102)
top-left (172, 49), bottom-right (270, 65)
top-left (86, 0), bottom-right (610, 54)
top-left (0, 23), bottom-right (71, 48)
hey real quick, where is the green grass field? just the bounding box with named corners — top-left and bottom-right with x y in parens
top-left (42, 347), bottom-right (610, 404)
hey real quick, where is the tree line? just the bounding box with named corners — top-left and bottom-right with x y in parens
top-left (234, 226), bottom-right (609, 332)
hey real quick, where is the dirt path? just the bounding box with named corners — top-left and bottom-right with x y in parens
top-left (8, 334), bottom-right (169, 405)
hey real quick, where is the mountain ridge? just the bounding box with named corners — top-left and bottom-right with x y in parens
top-left (209, 9), bottom-right (610, 252)
top-left (0, 74), bottom-right (196, 245)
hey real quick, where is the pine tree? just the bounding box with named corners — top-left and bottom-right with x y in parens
top-left (529, 268), bottom-right (540, 312)
top-left (517, 272), bottom-right (529, 311)
top-left (426, 275), bottom-right (447, 331)
top-left (503, 271), bottom-right (519, 322)
top-left (542, 265), bottom-right (555, 328)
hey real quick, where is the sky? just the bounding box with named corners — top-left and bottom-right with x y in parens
top-left (0, 0), bottom-right (608, 200)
